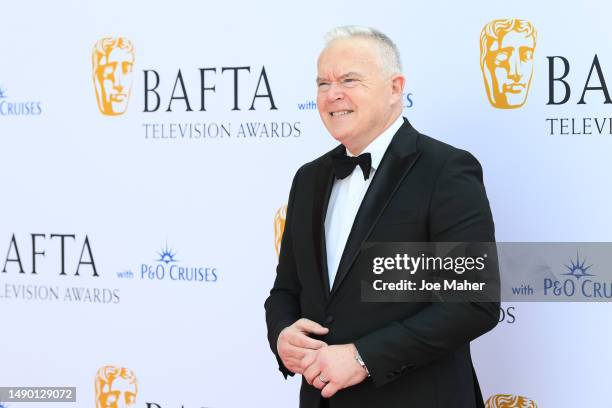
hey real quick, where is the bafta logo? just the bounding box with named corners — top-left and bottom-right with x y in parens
top-left (480, 19), bottom-right (537, 109)
top-left (95, 365), bottom-right (138, 408)
top-left (92, 37), bottom-right (135, 115)
top-left (485, 394), bottom-right (538, 408)
top-left (274, 205), bottom-right (287, 257)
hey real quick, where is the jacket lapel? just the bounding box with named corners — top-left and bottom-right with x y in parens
top-left (330, 119), bottom-right (422, 297)
top-left (312, 145), bottom-right (344, 298)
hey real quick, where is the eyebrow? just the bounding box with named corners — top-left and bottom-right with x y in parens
top-left (316, 72), bottom-right (364, 84)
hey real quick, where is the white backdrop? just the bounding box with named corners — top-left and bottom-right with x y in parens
top-left (1, 0), bottom-right (612, 407)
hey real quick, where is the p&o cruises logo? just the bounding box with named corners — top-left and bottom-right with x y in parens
top-left (544, 252), bottom-right (612, 299)
top-left (0, 84), bottom-right (43, 116)
top-left (118, 242), bottom-right (218, 284)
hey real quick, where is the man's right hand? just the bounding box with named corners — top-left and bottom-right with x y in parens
top-left (277, 318), bottom-right (329, 374)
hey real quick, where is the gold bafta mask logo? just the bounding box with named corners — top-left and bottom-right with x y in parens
top-left (480, 19), bottom-right (537, 109)
top-left (92, 37), bottom-right (135, 115)
top-left (485, 394), bottom-right (538, 408)
top-left (95, 365), bottom-right (138, 408)
top-left (274, 205), bottom-right (287, 257)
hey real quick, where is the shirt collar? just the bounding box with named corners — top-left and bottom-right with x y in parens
top-left (346, 115), bottom-right (404, 171)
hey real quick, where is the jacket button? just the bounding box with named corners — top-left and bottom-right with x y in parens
top-left (324, 315), bottom-right (334, 324)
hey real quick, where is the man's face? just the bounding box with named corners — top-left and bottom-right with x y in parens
top-left (94, 47), bottom-right (134, 115)
top-left (485, 30), bottom-right (535, 108)
top-left (316, 38), bottom-right (397, 150)
top-left (97, 377), bottom-right (137, 408)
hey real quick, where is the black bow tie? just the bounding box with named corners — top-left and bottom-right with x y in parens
top-left (331, 151), bottom-right (372, 180)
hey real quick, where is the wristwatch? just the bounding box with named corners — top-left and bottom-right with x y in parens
top-left (355, 350), bottom-right (371, 377)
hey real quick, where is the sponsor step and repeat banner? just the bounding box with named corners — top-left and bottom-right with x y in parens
top-left (2, 1), bottom-right (611, 407)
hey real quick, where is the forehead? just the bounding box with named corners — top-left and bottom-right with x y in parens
top-left (317, 37), bottom-right (382, 77)
top-left (490, 31), bottom-right (534, 51)
top-left (106, 377), bottom-right (136, 392)
top-left (106, 47), bottom-right (134, 63)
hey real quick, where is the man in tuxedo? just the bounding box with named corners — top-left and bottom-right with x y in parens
top-left (265, 26), bottom-right (499, 408)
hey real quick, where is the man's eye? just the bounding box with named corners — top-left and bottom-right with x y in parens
top-left (102, 66), bottom-right (114, 78)
top-left (521, 50), bottom-right (533, 62)
top-left (494, 52), bottom-right (509, 65)
top-left (123, 62), bottom-right (133, 74)
top-left (342, 78), bottom-right (359, 88)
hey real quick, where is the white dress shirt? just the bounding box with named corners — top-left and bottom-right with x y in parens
top-left (325, 115), bottom-right (404, 287)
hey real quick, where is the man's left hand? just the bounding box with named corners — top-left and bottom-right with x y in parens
top-left (301, 343), bottom-right (368, 398)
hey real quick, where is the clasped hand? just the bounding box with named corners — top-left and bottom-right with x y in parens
top-left (277, 318), bottom-right (368, 398)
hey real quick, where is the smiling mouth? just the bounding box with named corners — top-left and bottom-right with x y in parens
top-left (110, 93), bottom-right (127, 102)
top-left (503, 83), bottom-right (526, 94)
top-left (329, 110), bottom-right (353, 117)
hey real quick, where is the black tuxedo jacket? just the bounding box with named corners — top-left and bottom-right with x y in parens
top-left (265, 118), bottom-right (499, 408)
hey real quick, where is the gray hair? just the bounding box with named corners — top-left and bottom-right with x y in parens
top-left (323, 25), bottom-right (402, 75)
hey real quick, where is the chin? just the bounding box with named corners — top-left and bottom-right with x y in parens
top-left (328, 129), bottom-right (352, 144)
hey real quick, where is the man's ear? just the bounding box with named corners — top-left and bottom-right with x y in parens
top-left (390, 74), bottom-right (406, 102)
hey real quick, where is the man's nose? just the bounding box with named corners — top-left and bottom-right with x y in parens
top-left (113, 68), bottom-right (125, 91)
top-left (326, 82), bottom-right (345, 102)
top-left (508, 53), bottom-right (522, 81)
